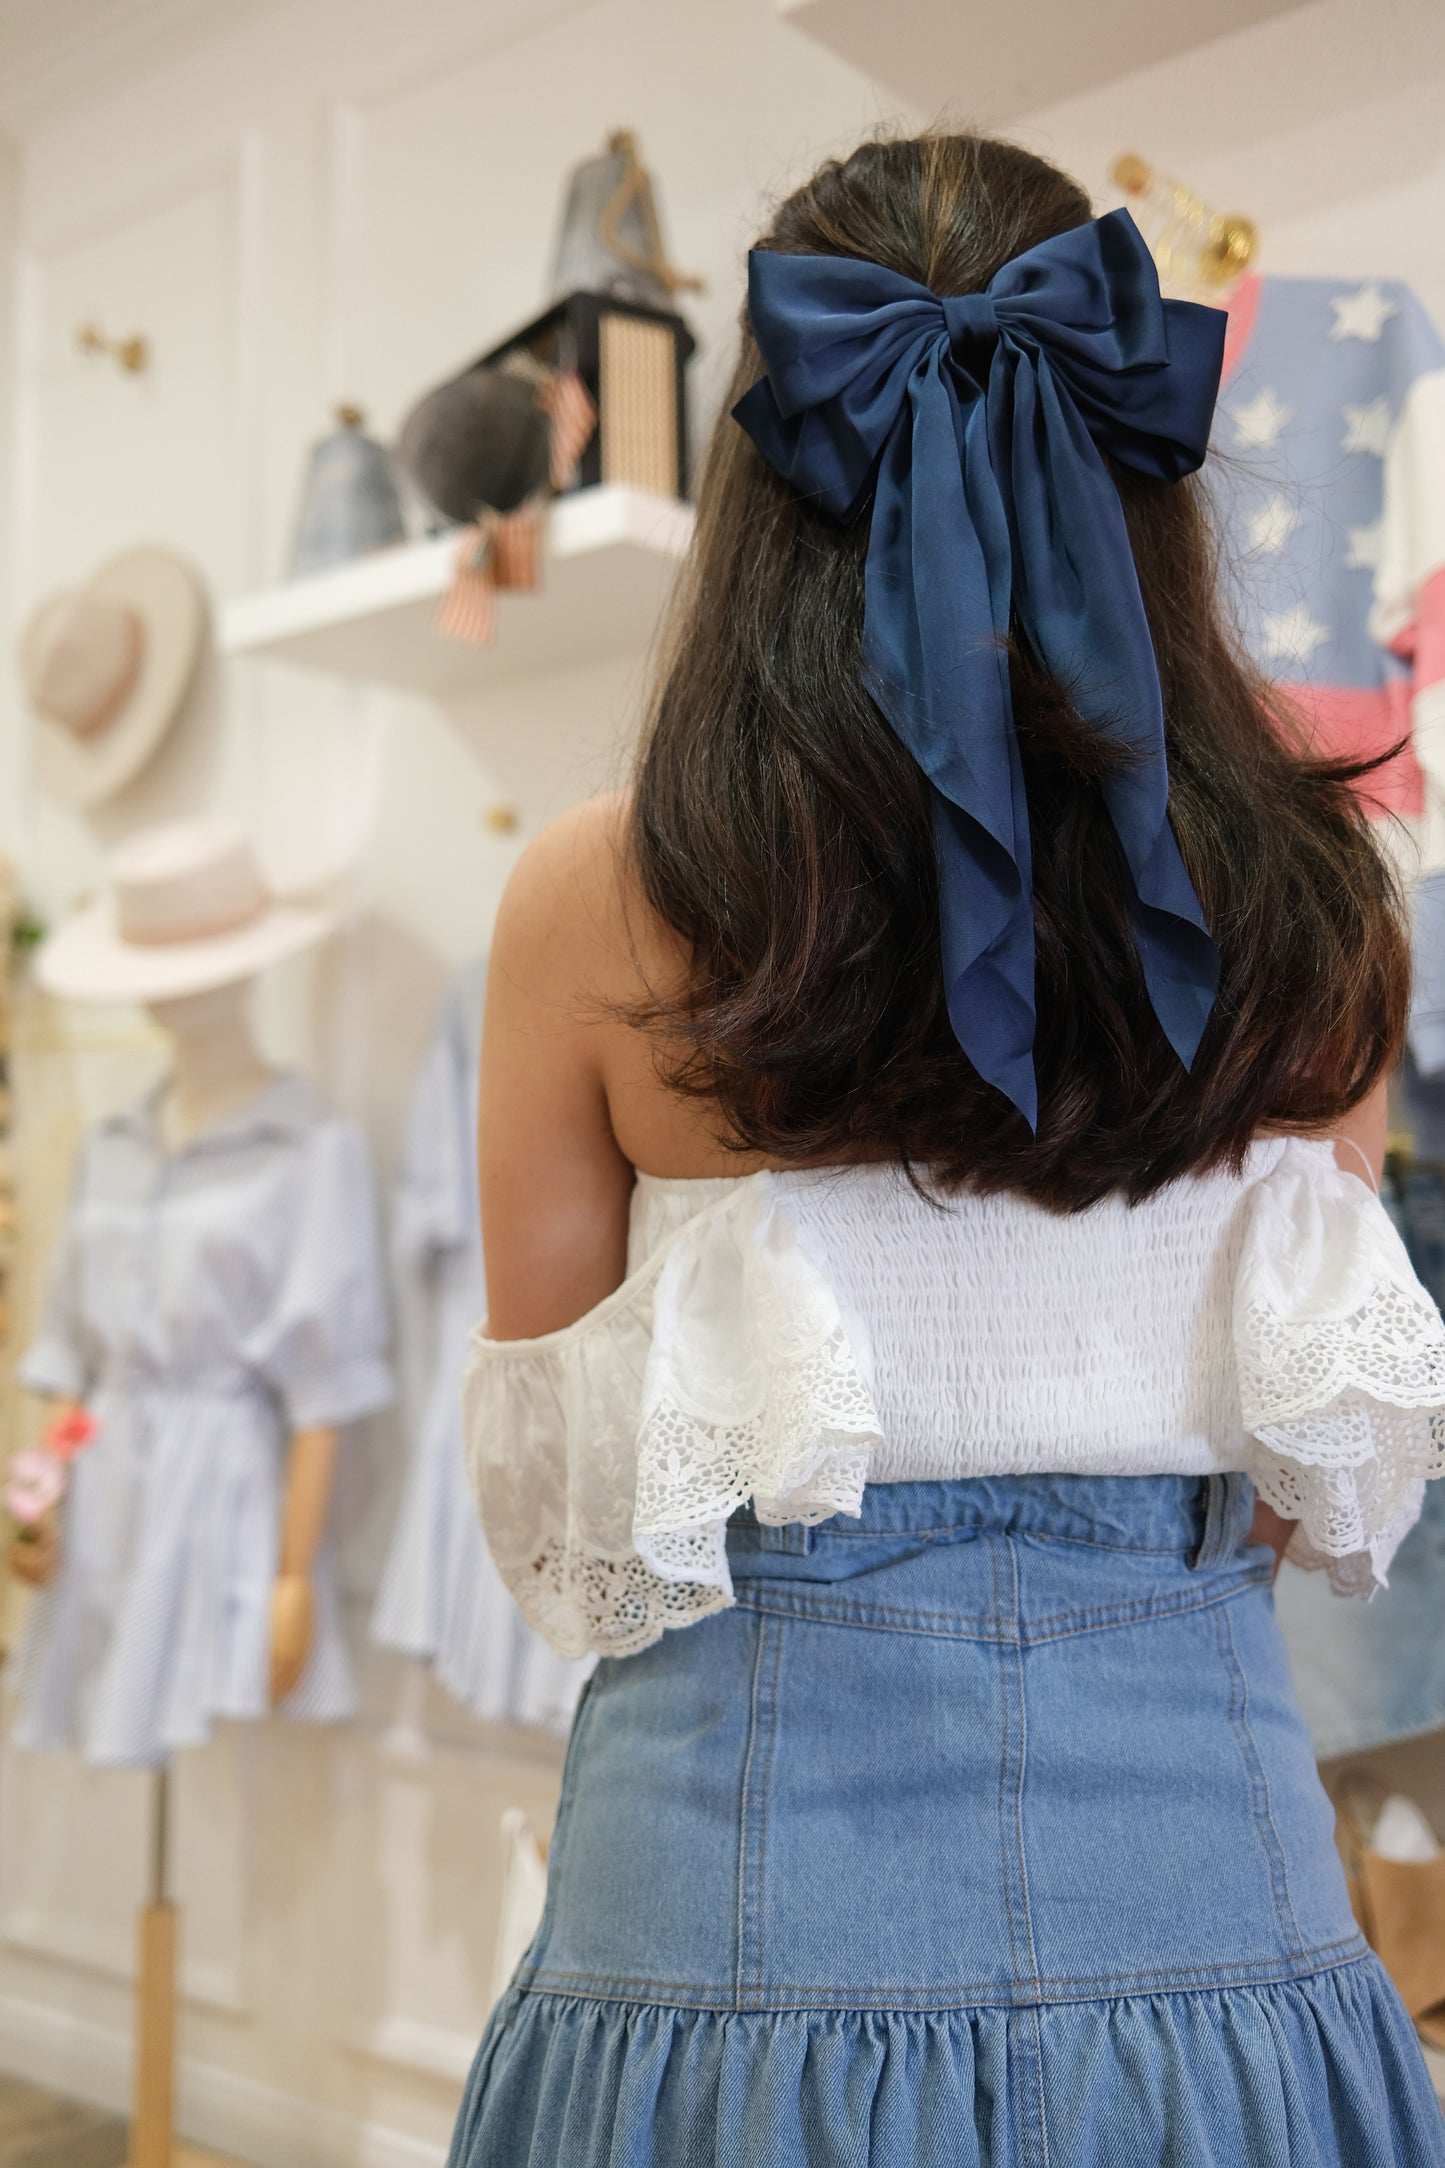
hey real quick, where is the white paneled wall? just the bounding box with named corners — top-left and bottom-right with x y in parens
top-left (1, 0), bottom-right (1444, 2160)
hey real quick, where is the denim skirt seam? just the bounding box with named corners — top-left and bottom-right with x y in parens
top-left (1214, 1596), bottom-right (1308, 1953)
top-left (1022, 2005), bottom-right (1051, 2168)
top-left (737, 1612), bottom-right (784, 2004)
top-left (521, 1659), bottom-right (604, 1961)
top-left (996, 1535), bottom-right (1041, 2003)
top-left (729, 1562), bottom-right (1272, 1643)
top-left (512, 1931), bottom-right (1373, 2012)
top-left (752, 1524), bottom-right (1201, 1558)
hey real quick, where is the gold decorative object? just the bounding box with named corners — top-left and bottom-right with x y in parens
top-left (76, 322), bottom-right (150, 375)
top-left (1111, 153), bottom-right (1257, 298)
top-left (1111, 152), bottom-right (1152, 197)
top-left (482, 803), bottom-right (520, 835)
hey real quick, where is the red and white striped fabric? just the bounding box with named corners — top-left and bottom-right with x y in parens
top-left (540, 369), bottom-right (598, 492)
top-left (434, 372), bottom-right (597, 647)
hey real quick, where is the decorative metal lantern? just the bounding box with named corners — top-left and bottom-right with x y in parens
top-left (548, 129), bottom-right (701, 312)
top-left (287, 405), bottom-right (406, 579)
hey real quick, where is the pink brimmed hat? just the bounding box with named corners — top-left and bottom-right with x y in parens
top-left (22, 548), bottom-right (207, 809)
top-left (36, 819), bottom-right (335, 1004)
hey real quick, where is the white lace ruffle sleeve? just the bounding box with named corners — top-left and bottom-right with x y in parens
top-left (462, 1175), bottom-right (883, 1660)
top-left (464, 1141), bottom-right (1445, 1659)
top-left (1234, 1139), bottom-right (1445, 1596)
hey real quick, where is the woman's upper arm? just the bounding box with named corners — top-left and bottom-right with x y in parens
top-left (477, 798), bottom-right (637, 1340)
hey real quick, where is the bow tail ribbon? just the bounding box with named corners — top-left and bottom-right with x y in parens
top-left (1006, 360), bottom-right (1218, 1073)
top-left (863, 358), bottom-right (1040, 1121)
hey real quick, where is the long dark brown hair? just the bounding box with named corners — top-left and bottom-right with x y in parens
top-left (627, 131), bottom-right (1408, 1210)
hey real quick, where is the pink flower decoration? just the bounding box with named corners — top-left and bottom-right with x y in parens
top-left (44, 1408), bottom-right (98, 1462)
top-left (6, 1450), bottom-right (65, 1526)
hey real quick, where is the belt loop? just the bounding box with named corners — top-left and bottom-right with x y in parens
top-left (1189, 1473), bottom-right (1249, 1571)
top-left (758, 1520), bottom-right (815, 1555)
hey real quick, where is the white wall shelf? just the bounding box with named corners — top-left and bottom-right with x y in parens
top-left (218, 484), bottom-right (694, 699)
top-left (776, 0), bottom-right (1310, 120)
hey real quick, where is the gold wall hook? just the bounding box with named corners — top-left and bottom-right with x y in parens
top-left (76, 322), bottom-right (150, 374)
top-left (1111, 152), bottom-right (1152, 197)
top-left (1199, 217), bottom-right (1259, 287)
top-left (1111, 152), bottom-right (1257, 294)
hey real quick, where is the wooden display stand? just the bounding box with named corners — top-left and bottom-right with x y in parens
top-left (131, 1768), bottom-right (176, 2168)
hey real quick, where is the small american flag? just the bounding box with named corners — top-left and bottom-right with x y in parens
top-left (434, 371), bottom-right (597, 648)
top-left (540, 369), bottom-right (598, 491)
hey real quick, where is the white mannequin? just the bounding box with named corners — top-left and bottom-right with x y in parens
top-left (12, 972), bottom-right (340, 1704)
top-left (148, 979), bottom-right (276, 1150)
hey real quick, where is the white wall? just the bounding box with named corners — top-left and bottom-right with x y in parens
top-left (0, 3), bottom-right (910, 2164)
top-left (2, 0), bottom-right (1443, 2159)
top-left (1015, 0), bottom-right (1445, 319)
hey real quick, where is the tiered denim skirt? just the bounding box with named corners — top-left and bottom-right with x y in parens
top-left (448, 1475), bottom-right (1445, 2166)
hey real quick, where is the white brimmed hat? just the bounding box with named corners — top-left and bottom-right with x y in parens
top-left (22, 548), bottom-right (207, 808)
top-left (36, 819), bottom-right (335, 1004)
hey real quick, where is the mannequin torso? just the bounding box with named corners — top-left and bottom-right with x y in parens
top-left (15, 976), bottom-right (341, 1705)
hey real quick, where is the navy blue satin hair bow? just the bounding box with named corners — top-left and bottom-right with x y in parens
top-left (733, 208), bottom-right (1227, 1129)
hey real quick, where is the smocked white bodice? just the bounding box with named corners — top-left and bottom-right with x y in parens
top-left (627, 1160), bottom-right (1254, 1480)
top-left (464, 1140), bottom-right (1445, 1659)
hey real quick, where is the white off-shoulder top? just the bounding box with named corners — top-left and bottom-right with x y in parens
top-left (462, 1139), bottom-right (1445, 1660)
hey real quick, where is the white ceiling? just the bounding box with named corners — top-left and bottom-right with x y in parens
top-left (779, 0), bottom-right (1314, 123)
top-left (0, 0), bottom-right (287, 135)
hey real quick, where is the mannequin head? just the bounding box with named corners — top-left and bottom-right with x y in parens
top-left (146, 976), bottom-right (258, 1052)
top-left (145, 975), bottom-right (273, 1148)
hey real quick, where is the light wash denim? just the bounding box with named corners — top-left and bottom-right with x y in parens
top-left (449, 1476), bottom-right (1445, 2166)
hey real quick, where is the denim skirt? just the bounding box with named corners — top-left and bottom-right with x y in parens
top-left (447, 1476), bottom-right (1445, 2166)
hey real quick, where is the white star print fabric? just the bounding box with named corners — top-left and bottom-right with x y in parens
top-left (1216, 277), bottom-right (1445, 1754)
top-left (1210, 272), bottom-right (1445, 823)
top-left (1229, 387), bottom-right (1294, 449)
top-left (1329, 281), bottom-right (1398, 344)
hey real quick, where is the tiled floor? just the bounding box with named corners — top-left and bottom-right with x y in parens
top-left (0, 2073), bottom-right (246, 2166)
top-left (0, 2073), bottom-right (126, 2167)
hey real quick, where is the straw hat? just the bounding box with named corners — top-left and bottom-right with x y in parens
top-left (36, 819), bottom-right (335, 1004)
top-left (21, 548), bottom-right (207, 808)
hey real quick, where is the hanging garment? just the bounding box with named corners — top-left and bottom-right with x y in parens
top-left (1276, 872), bottom-right (1445, 1757)
top-left (14, 1072), bottom-right (391, 1768)
top-left (1274, 1141), bottom-right (1445, 1758)
top-left (370, 963), bottom-right (589, 1734)
top-left (1210, 272), bottom-right (1445, 817)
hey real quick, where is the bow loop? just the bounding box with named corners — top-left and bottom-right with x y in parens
top-left (942, 292), bottom-right (999, 360)
top-left (734, 208), bottom-right (1226, 1128)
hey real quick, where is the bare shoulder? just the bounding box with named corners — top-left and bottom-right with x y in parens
top-left (488, 790), bottom-right (776, 1178)
top-left (491, 789), bottom-right (682, 1029)
top-left (491, 790), bottom-right (624, 978)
